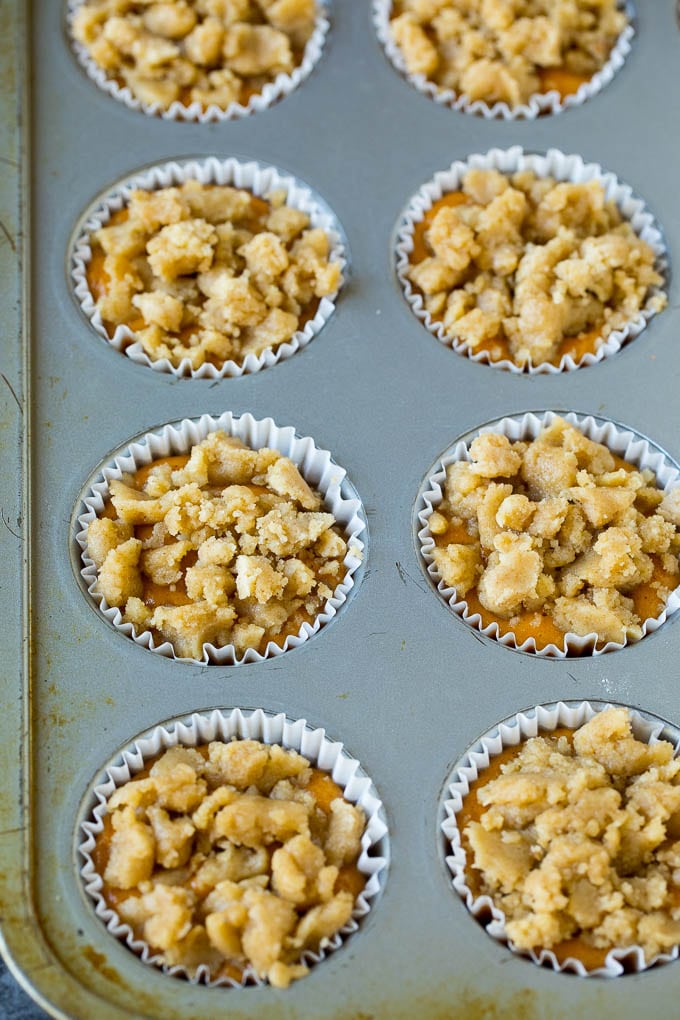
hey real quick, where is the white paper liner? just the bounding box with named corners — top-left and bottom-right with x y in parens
top-left (75, 411), bottom-right (366, 664)
top-left (71, 156), bottom-right (346, 379)
top-left (78, 707), bottom-right (389, 987)
top-left (441, 699), bottom-right (680, 976)
top-left (395, 146), bottom-right (667, 374)
top-left (373, 1), bottom-right (634, 120)
top-left (67, 0), bottom-right (330, 123)
top-left (416, 410), bottom-right (680, 657)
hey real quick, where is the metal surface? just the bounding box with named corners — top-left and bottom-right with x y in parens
top-left (4, 0), bottom-right (680, 1016)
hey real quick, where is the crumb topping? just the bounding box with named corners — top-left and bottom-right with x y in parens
top-left (95, 739), bottom-right (366, 987)
top-left (429, 417), bottom-right (680, 647)
top-left (390, 0), bottom-right (627, 107)
top-left (85, 181), bottom-right (341, 370)
top-left (407, 169), bottom-right (665, 368)
top-left (460, 708), bottom-right (680, 964)
top-left (72, 0), bottom-right (318, 111)
top-left (86, 431), bottom-right (349, 658)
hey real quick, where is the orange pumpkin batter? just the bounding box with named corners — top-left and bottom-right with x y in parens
top-left (537, 67), bottom-right (590, 98)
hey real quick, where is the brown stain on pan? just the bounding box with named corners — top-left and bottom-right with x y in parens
top-left (329, 988), bottom-right (545, 1020)
top-left (81, 946), bottom-right (124, 988)
top-left (45, 912), bottom-right (598, 1020)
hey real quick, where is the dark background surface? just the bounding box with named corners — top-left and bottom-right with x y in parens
top-left (0, 963), bottom-right (49, 1019)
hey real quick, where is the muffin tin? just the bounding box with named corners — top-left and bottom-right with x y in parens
top-left (4, 1), bottom-right (680, 1017)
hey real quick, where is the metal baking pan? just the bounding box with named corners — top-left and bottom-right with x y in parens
top-left (4, 1), bottom-right (680, 1016)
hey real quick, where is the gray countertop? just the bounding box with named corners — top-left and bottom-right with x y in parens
top-left (0, 965), bottom-right (49, 1020)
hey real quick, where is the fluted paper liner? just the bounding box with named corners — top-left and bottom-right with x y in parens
top-left (396, 147), bottom-right (667, 374)
top-left (71, 156), bottom-right (346, 379)
top-left (75, 411), bottom-right (366, 664)
top-left (416, 411), bottom-right (680, 657)
top-left (441, 699), bottom-right (680, 976)
top-left (67, 0), bottom-right (330, 122)
top-left (78, 707), bottom-right (389, 986)
top-left (373, 1), bottom-right (634, 120)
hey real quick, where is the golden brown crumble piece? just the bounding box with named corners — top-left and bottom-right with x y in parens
top-left (407, 169), bottom-right (665, 368)
top-left (96, 740), bottom-right (366, 987)
top-left (390, 0), bottom-right (627, 108)
top-left (73, 0), bottom-right (318, 112)
top-left (85, 180), bottom-right (341, 370)
top-left (461, 708), bottom-right (680, 964)
top-left (429, 417), bottom-right (680, 647)
top-left (87, 431), bottom-right (349, 659)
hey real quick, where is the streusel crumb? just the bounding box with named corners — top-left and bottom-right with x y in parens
top-left (73, 0), bottom-right (318, 111)
top-left (87, 430), bottom-right (348, 658)
top-left (86, 181), bottom-right (341, 369)
top-left (429, 417), bottom-right (680, 647)
top-left (94, 739), bottom-right (365, 987)
top-left (408, 169), bottom-right (664, 367)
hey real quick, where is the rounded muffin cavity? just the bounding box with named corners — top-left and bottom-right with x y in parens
top-left (396, 147), bottom-right (666, 373)
top-left (78, 707), bottom-right (388, 988)
top-left (71, 157), bottom-right (345, 379)
top-left (374, 0), bottom-right (633, 119)
top-left (441, 700), bottom-right (680, 976)
top-left (68, 0), bottom-right (329, 122)
top-left (416, 411), bottom-right (680, 657)
top-left (74, 412), bottom-right (366, 664)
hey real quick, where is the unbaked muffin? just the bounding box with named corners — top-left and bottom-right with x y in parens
top-left (83, 428), bottom-right (353, 660)
top-left (388, 0), bottom-right (627, 109)
top-left (405, 167), bottom-right (665, 369)
top-left (450, 706), bottom-right (680, 972)
top-left (71, 0), bottom-right (321, 114)
top-left (82, 179), bottom-right (341, 372)
top-left (421, 415), bottom-right (680, 652)
top-left (88, 737), bottom-right (367, 988)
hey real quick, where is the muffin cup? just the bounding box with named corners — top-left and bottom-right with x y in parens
top-left (74, 411), bottom-right (366, 664)
top-left (416, 410), bottom-right (680, 657)
top-left (71, 156), bottom-right (346, 379)
top-left (67, 0), bottom-right (330, 122)
top-left (441, 699), bottom-right (680, 976)
top-left (373, 1), bottom-right (634, 120)
top-left (78, 706), bottom-right (389, 986)
top-left (395, 146), bottom-right (667, 374)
